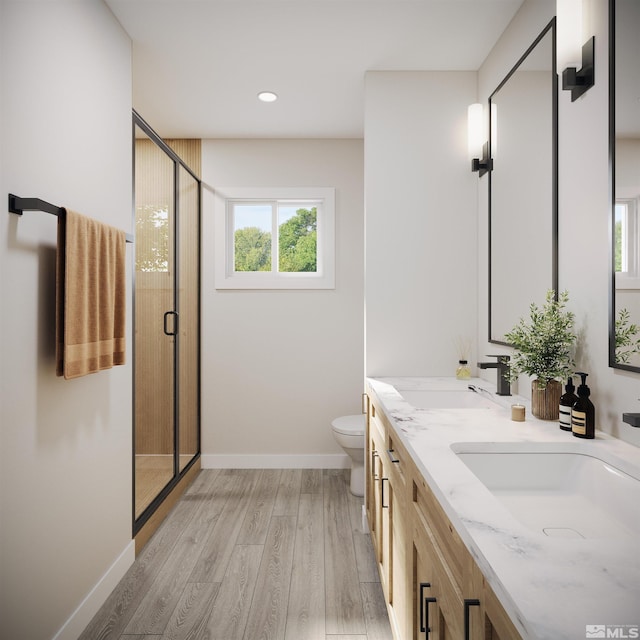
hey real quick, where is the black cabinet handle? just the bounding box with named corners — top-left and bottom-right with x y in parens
top-left (464, 598), bottom-right (481, 640)
top-left (163, 310), bottom-right (178, 336)
top-left (386, 449), bottom-right (400, 464)
top-left (419, 582), bottom-right (436, 638)
top-left (381, 477), bottom-right (389, 508)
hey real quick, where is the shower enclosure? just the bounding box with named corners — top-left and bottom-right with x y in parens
top-left (132, 111), bottom-right (201, 538)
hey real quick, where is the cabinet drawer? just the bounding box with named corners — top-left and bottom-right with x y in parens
top-left (370, 407), bottom-right (385, 443)
top-left (386, 432), bottom-right (407, 487)
top-left (413, 476), bottom-right (464, 589)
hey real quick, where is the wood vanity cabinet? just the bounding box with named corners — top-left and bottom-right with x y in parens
top-left (366, 401), bottom-right (410, 639)
top-left (366, 395), bottom-right (522, 640)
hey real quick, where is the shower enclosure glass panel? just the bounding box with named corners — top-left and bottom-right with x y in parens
top-left (132, 116), bottom-right (201, 533)
top-left (178, 165), bottom-right (200, 472)
top-left (134, 126), bottom-right (176, 519)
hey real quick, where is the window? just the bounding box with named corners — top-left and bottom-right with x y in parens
top-left (214, 187), bottom-right (335, 289)
top-left (615, 198), bottom-right (640, 289)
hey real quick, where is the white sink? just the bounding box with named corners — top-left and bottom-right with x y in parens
top-left (399, 388), bottom-right (499, 410)
top-left (452, 443), bottom-right (640, 539)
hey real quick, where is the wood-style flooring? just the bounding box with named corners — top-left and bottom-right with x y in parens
top-left (80, 468), bottom-right (392, 640)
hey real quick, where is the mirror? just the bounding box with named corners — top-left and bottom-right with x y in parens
top-left (610, 0), bottom-right (640, 371)
top-left (488, 20), bottom-right (558, 344)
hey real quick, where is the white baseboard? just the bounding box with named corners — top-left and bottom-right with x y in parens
top-left (53, 540), bottom-right (135, 640)
top-left (201, 453), bottom-right (351, 469)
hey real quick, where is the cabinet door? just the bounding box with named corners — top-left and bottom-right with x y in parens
top-left (412, 481), bottom-right (465, 639)
top-left (483, 579), bottom-right (522, 640)
top-left (413, 526), bottom-right (445, 639)
top-left (387, 448), bottom-right (409, 639)
top-left (368, 431), bottom-right (382, 560)
top-left (379, 447), bottom-right (391, 597)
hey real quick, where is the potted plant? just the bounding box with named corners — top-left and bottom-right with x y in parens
top-left (615, 308), bottom-right (640, 364)
top-left (504, 290), bottom-right (577, 420)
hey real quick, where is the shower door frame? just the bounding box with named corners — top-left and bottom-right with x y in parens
top-left (132, 109), bottom-right (202, 538)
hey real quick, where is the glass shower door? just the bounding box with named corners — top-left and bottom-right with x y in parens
top-left (133, 126), bottom-right (176, 519)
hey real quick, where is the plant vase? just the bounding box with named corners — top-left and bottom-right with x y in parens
top-left (531, 379), bottom-right (561, 420)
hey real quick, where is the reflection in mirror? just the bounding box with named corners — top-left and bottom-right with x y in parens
top-left (610, 0), bottom-right (640, 371)
top-left (489, 20), bottom-right (557, 344)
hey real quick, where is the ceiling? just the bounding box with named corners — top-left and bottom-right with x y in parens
top-left (106, 0), bottom-right (525, 139)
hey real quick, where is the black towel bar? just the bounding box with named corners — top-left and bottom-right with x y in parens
top-left (8, 193), bottom-right (134, 243)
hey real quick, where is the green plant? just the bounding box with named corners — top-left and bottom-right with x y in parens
top-left (615, 308), bottom-right (640, 364)
top-left (504, 290), bottom-right (577, 389)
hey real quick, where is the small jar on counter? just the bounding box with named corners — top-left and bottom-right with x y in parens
top-left (456, 360), bottom-right (471, 380)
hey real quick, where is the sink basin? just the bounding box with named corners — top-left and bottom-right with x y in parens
top-left (399, 388), bottom-right (499, 410)
top-left (452, 443), bottom-right (640, 539)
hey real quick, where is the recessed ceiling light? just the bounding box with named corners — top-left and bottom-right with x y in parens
top-left (257, 91), bottom-right (278, 103)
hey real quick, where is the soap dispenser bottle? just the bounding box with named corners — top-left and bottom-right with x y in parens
top-left (571, 372), bottom-right (595, 439)
top-left (559, 376), bottom-right (578, 431)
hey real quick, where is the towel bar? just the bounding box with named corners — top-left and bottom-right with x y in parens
top-left (8, 193), bottom-right (134, 243)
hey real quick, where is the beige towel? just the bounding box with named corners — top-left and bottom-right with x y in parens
top-left (56, 209), bottom-right (126, 379)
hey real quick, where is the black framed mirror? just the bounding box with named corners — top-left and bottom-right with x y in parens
top-left (488, 19), bottom-right (558, 345)
top-left (609, 0), bottom-right (640, 371)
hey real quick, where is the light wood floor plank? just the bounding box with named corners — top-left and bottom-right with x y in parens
top-left (324, 470), bottom-right (366, 636)
top-left (360, 582), bottom-right (393, 640)
top-left (81, 469), bottom-right (391, 640)
top-left (285, 493), bottom-right (325, 640)
top-left (347, 491), bottom-right (379, 584)
top-left (161, 582), bottom-right (220, 640)
top-left (189, 469), bottom-right (261, 583)
top-left (242, 515), bottom-right (297, 640)
top-left (79, 472), bottom-right (217, 640)
top-left (123, 475), bottom-right (231, 635)
top-left (301, 469), bottom-right (323, 494)
top-left (236, 469), bottom-right (282, 545)
top-left (204, 544), bottom-right (263, 640)
top-left (273, 468), bottom-right (302, 516)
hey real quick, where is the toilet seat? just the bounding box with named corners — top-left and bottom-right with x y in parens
top-left (331, 414), bottom-right (365, 436)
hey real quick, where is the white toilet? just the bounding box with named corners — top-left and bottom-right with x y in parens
top-left (331, 414), bottom-right (366, 497)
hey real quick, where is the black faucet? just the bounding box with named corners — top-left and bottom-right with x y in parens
top-left (477, 355), bottom-right (511, 396)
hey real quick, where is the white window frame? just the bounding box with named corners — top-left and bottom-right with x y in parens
top-left (214, 187), bottom-right (335, 289)
top-left (615, 197), bottom-right (640, 290)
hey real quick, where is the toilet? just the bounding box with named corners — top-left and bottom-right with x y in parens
top-left (331, 414), bottom-right (366, 497)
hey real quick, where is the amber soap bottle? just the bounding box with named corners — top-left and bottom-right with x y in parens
top-left (571, 372), bottom-right (595, 439)
top-left (559, 376), bottom-right (578, 431)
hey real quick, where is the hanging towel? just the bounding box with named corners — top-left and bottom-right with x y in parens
top-left (56, 209), bottom-right (126, 379)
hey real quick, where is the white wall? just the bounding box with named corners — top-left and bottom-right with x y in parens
top-left (0, 3), bottom-right (134, 639)
top-left (477, 0), bottom-right (640, 447)
top-left (201, 139), bottom-right (364, 467)
top-left (364, 71), bottom-right (478, 376)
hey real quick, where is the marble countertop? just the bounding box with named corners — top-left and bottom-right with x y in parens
top-left (367, 376), bottom-right (640, 640)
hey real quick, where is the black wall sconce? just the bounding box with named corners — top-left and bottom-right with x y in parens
top-left (561, 36), bottom-right (595, 101)
top-left (471, 142), bottom-right (493, 177)
top-left (468, 104), bottom-right (493, 178)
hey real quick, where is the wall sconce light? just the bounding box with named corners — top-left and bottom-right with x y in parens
top-left (557, 0), bottom-right (595, 101)
top-left (561, 36), bottom-right (595, 101)
top-left (468, 103), bottom-right (492, 177)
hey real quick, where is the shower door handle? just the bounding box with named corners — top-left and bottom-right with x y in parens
top-left (163, 311), bottom-right (178, 336)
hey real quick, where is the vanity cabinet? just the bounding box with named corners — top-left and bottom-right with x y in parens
top-left (366, 401), bottom-right (410, 639)
top-left (366, 394), bottom-right (522, 640)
